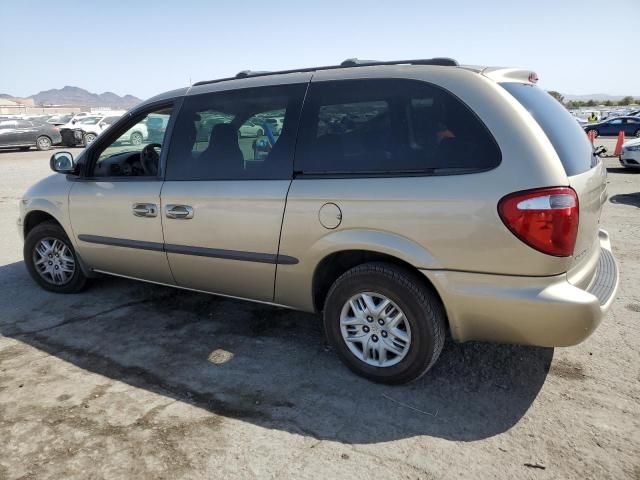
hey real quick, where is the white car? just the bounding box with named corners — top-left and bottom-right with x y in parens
top-left (62, 114), bottom-right (147, 146)
top-left (619, 137), bottom-right (640, 169)
top-left (238, 120), bottom-right (264, 137)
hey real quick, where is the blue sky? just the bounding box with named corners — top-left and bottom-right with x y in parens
top-left (1, 0), bottom-right (637, 100)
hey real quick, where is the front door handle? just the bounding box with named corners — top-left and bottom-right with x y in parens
top-left (132, 203), bottom-right (158, 217)
top-left (165, 204), bottom-right (194, 219)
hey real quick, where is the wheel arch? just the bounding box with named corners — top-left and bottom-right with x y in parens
top-left (23, 207), bottom-right (64, 238)
top-left (311, 249), bottom-right (446, 323)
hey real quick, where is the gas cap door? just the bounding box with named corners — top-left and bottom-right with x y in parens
top-left (318, 202), bottom-right (342, 229)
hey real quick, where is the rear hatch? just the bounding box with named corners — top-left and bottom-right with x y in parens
top-left (499, 82), bottom-right (607, 285)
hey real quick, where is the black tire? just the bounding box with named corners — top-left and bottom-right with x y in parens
top-left (83, 133), bottom-right (97, 147)
top-left (256, 129), bottom-right (264, 137)
top-left (635, 129), bottom-right (640, 138)
top-left (130, 131), bottom-right (143, 145)
top-left (35, 136), bottom-right (52, 151)
top-left (24, 221), bottom-right (88, 294)
top-left (323, 262), bottom-right (446, 384)
top-left (587, 129), bottom-right (598, 138)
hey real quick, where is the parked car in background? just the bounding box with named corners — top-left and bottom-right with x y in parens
top-left (20, 58), bottom-right (619, 384)
top-left (583, 116), bottom-right (640, 137)
top-left (0, 119), bottom-right (61, 150)
top-left (619, 137), bottom-right (640, 169)
top-left (60, 116), bottom-right (104, 146)
top-left (238, 120), bottom-right (264, 137)
top-left (80, 115), bottom-right (125, 146)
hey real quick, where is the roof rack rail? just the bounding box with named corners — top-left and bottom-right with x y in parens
top-left (236, 70), bottom-right (271, 79)
top-left (193, 57), bottom-right (459, 87)
top-left (340, 57), bottom-right (458, 67)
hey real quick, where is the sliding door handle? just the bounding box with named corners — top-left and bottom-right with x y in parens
top-left (132, 203), bottom-right (158, 217)
top-left (165, 204), bottom-right (194, 219)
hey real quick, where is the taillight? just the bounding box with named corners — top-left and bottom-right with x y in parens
top-left (498, 187), bottom-right (579, 257)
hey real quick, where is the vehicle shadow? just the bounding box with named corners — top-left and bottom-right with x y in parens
top-left (610, 193), bottom-right (640, 208)
top-left (0, 260), bottom-right (552, 443)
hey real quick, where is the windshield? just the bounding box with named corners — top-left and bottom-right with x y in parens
top-left (501, 83), bottom-right (595, 176)
top-left (78, 117), bottom-right (101, 125)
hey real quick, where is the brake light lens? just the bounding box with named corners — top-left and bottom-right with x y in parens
top-left (498, 187), bottom-right (579, 257)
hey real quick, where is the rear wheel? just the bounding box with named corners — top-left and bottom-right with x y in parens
top-left (24, 221), bottom-right (87, 293)
top-left (35, 136), bottom-right (52, 151)
top-left (323, 262), bottom-right (445, 384)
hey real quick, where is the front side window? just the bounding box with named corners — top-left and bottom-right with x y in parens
top-left (296, 79), bottom-right (500, 175)
top-left (166, 83), bottom-right (306, 180)
top-left (90, 106), bottom-right (173, 177)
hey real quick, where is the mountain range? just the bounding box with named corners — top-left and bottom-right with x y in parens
top-left (0, 86), bottom-right (142, 108)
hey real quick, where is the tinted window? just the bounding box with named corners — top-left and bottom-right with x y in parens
top-left (501, 83), bottom-right (595, 176)
top-left (166, 83), bottom-right (306, 181)
top-left (296, 79), bottom-right (500, 175)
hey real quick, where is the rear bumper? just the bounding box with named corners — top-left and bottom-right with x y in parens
top-left (422, 229), bottom-right (619, 347)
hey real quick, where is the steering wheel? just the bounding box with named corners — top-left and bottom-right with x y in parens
top-left (140, 143), bottom-right (161, 176)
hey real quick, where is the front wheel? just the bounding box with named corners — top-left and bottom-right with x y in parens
top-left (323, 262), bottom-right (445, 384)
top-left (24, 221), bottom-right (87, 293)
top-left (83, 133), bottom-right (97, 146)
top-left (130, 131), bottom-right (143, 145)
top-left (36, 136), bottom-right (52, 151)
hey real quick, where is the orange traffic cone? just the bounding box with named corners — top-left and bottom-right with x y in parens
top-left (587, 130), bottom-right (596, 144)
top-left (613, 131), bottom-right (625, 156)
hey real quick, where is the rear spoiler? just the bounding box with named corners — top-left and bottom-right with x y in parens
top-left (481, 67), bottom-right (539, 85)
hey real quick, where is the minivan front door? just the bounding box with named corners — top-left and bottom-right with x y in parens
top-left (160, 81), bottom-right (309, 302)
top-left (69, 104), bottom-right (176, 284)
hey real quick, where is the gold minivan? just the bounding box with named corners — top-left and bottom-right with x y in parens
top-left (19, 58), bottom-right (619, 383)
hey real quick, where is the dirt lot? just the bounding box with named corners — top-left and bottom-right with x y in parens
top-left (0, 140), bottom-right (638, 479)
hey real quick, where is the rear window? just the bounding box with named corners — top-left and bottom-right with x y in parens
top-left (501, 83), bottom-right (595, 176)
top-left (296, 79), bottom-right (501, 175)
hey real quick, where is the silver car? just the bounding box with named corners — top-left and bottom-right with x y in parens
top-left (19, 58), bottom-right (619, 384)
top-left (620, 137), bottom-right (640, 169)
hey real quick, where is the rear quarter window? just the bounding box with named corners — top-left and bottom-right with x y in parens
top-left (501, 83), bottom-right (595, 176)
top-left (296, 79), bottom-right (501, 176)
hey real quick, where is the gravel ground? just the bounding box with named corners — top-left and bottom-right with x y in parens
top-left (0, 140), bottom-right (638, 479)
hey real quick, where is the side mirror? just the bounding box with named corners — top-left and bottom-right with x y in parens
top-left (50, 151), bottom-right (75, 174)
